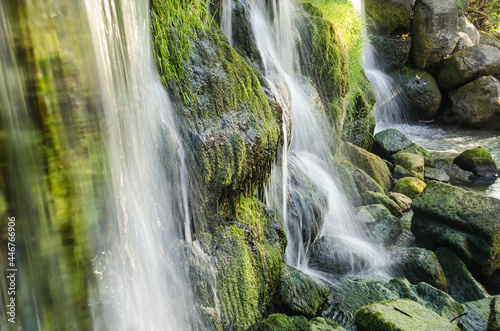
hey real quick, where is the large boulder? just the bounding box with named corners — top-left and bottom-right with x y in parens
top-left (370, 35), bottom-right (412, 72)
top-left (354, 299), bottom-right (460, 331)
top-left (394, 177), bottom-right (426, 199)
top-left (393, 142), bottom-right (434, 167)
top-left (412, 181), bottom-right (500, 276)
top-left (454, 147), bottom-right (498, 178)
top-left (360, 191), bottom-right (403, 217)
top-left (355, 204), bottom-right (402, 246)
top-left (273, 264), bottom-right (330, 316)
top-left (335, 159), bottom-right (385, 205)
top-left (424, 167), bottom-right (450, 183)
top-left (462, 298), bottom-right (493, 331)
top-left (365, 0), bottom-right (415, 35)
top-left (373, 128), bottom-right (412, 160)
top-left (391, 66), bottom-right (442, 118)
top-left (342, 142), bottom-right (393, 191)
top-left (449, 76), bottom-right (500, 129)
top-left (435, 247), bottom-right (488, 303)
top-left (390, 247), bottom-right (447, 291)
top-left (433, 159), bottom-right (474, 183)
top-left (394, 152), bottom-right (425, 180)
top-left (411, 0), bottom-right (459, 70)
top-left (437, 45), bottom-right (500, 90)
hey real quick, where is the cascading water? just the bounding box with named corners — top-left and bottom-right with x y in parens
top-left (0, 0), bottom-right (201, 329)
top-left (238, 0), bottom-right (387, 277)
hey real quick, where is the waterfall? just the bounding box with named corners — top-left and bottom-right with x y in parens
top-left (231, 0), bottom-right (387, 276)
top-left (0, 0), bottom-right (200, 329)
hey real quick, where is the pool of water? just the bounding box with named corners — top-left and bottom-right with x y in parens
top-left (376, 123), bottom-right (500, 199)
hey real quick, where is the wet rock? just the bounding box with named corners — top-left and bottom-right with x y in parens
top-left (435, 247), bottom-right (488, 303)
top-left (462, 298), bottom-right (492, 331)
top-left (374, 128), bottom-right (412, 160)
top-left (424, 167), bottom-right (450, 183)
top-left (273, 264), bottom-right (330, 317)
top-left (437, 45), bottom-right (500, 90)
top-left (411, 181), bottom-right (500, 276)
top-left (354, 299), bottom-right (460, 331)
top-left (449, 76), bottom-right (500, 129)
top-left (394, 152), bottom-right (425, 180)
top-left (365, 0), bottom-right (415, 35)
top-left (393, 142), bottom-right (434, 167)
top-left (488, 296), bottom-right (500, 330)
top-left (394, 177), bottom-right (426, 199)
top-left (390, 247), bottom-right (447, 291)
top-left (411, 0), bottom-right (458, 70)
top-left (309, 317), bottom-right (346, 330)
top-left (433, 159), bottom-right (473, 183)
top-left (454, 32), bottom-right (474, 52)
top-left (394, 210), bottom-right (416, 247)
top-left (458, 16), bottom-right (480, 45)
top-left (342, 142), bottom-right (393, 191)
top-left (335, 159), bottom-right (385, 205)
top-left (388, 192), bottom-right (412, 213)
top-left (370, 35), bottom-right (412, 72)
top-left (360, 191), bottom-right (403, 217)
top-left (391, 66), bottom-right (442, 118)
top-left (258, 314), bottom-right (309, 331)
top-left (410, 282), bottom-right (465, 321)
top-left (454, 146), bottom-right (498, 178)
top-left (355, 204), bottom-right (402, 246)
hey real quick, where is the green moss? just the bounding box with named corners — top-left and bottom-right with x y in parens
top-left (258, 314), bottom-right (309, 331)
top-left (394, 177), bottom-right (426, 199)
top-left (365, 0), bottom-right (412, 35)
top-left (394, 143), bottom-right (434, 167)
top-left (454, 147), bottom-right (497, 176)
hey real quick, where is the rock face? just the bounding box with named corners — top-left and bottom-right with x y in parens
top-left (370, 35), bottom-right (412, 72)
top-left (411, 0), bottom-right (458, 70)
top-left (354, 299), bottom-right (460, 331)
top-left (488, 296), bottom-right (500, 331)
top-left (394, 177), bottom-right (426, 199)
top-left (412, 181), bottom-right (500, 276)
top-left (394, 152), bottom-right (425, 180)
top-left (454, 147), bottom-right (498, 178)
top-left (391, 66), bottom-right (442, 117)
top-left (374, 128), bottom-right (412, 160)
top-left (365, 0), bottom-right (415, 35)
top-left (274, 264), bottom-right (330, 317)
top-left (435, 247), bottom-right (488, 303)
top-left (438, 45), bottom-right (500, 90)
top-left (449, 76), bottom-right (500, 129)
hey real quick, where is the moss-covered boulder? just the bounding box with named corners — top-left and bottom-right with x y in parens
top-left (412, 181), bottom-right (500, 276)
top-left (360, 191), bottom-right (403, 217)
top-left (454, 147), bottom-right (498, 178)
top-left (411, 0), bottom-right (458, 70)
top-left (424, 167), bottom-right (450, 183)
top-left (309, 317), bottom-right (346, 330)
top-left (393, 177), bottom-right (426, 199)
top-left (365, 0), bottom-right (414, 35)
top-left (354, 299), bottom-right (460, 331)
top-left (394, 153), bottom-right (425, 180)
top-left (388, 192), bottom-right (412, 213)
top-left (335, 159), bottom-right (385, 205)
top-left (355, 204), bottom-right (402, 246)
top-left (437, 45), bottom-right (500, 90)
top-left (390, 247), bottom-right (447, 291)
top-left (462, 298), bottom-right (492, 331)
top-left (435, 247), bottom-right (488, 303)
top-left (488, 296), bottom-right (500, 330)
top-left (342, 142), bottom-right (393, 191)
top-left (258, 314), bottom-right (309, 331)
top-left (196, 197), bottom-right (286, 330)
top-left (370, 35), bottom-right (412, 72)
top-left (434, 159), bottom-right (473, 183)
top-left (391, 66), bottom-right (442, 118)
top-left (274, 264), bottom-right (330, 317)
top-left (449, 76), bottom-right (500, 129)
top-left (393, 142), bottom-right (434, 167)
top-left (374, 128), bottom-right (412, 160)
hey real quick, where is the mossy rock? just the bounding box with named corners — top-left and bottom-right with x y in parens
top-left (360, 191), bottom-right (403, 217)
top-left (257, 314), bottom-right (309, 331)
top-left (394, 153), bottom-right (425, 180)
top-left (354, 299), bottom-right (460, 331)
top-left (196, 197), bottom-right (286, 330)
top-left (364, 0), bottom-right (413, 35)
top-left (388, 192), bottom-right (412, 213)
top-left (393, 177), bottom-right (426, 199)
top-left (424, 167), bottom-right (450, 183)
top-left (309, 317), bottom-right (346, 330)
top-left (342, 142), bottom-right (393, 191)
top-left (370, 35), bottom-right (412, 73)
top-left (393, 142), bottom-right (434, 167)
top-left (488, 296), bottom-right (500, 330)
top-left (462, 298), bottom-right (493, 331)
top-left (454, 147), bottom-right (498, 178)
top-left (435, 247), bottom-right (488, 303)
top-left (355, 204), bottom-right (402, 246)
top-left (275, 264), bottom-right (330, 317)
top-left (434, 159), bottom-right (473, 183)
top-left (389, 247), bottom-right (447, 291)
top-left (411, 181), bottom-right (500, 276)
top-left (374, 128), bottom-right (412, 160)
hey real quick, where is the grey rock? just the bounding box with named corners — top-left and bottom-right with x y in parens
top-left (425, 167), bottom-right (450, 182)
top-left (458, 16), bottom-right (480, 45)
top-left (374, 128), bottom-right (412, 160)
top-left (454, 32), bottom-right (474, 52)
top-left (355, 204), bottom-right (402, 246)
top-left (434, 158), bottom-right (473, 183)
top-left (370, 35), bottom-right (412, 72)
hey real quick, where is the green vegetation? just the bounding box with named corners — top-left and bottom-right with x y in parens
top-left (303, 0), bottom-right (376, 149)
top-left (468, 0), bottom-right (500, 37)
